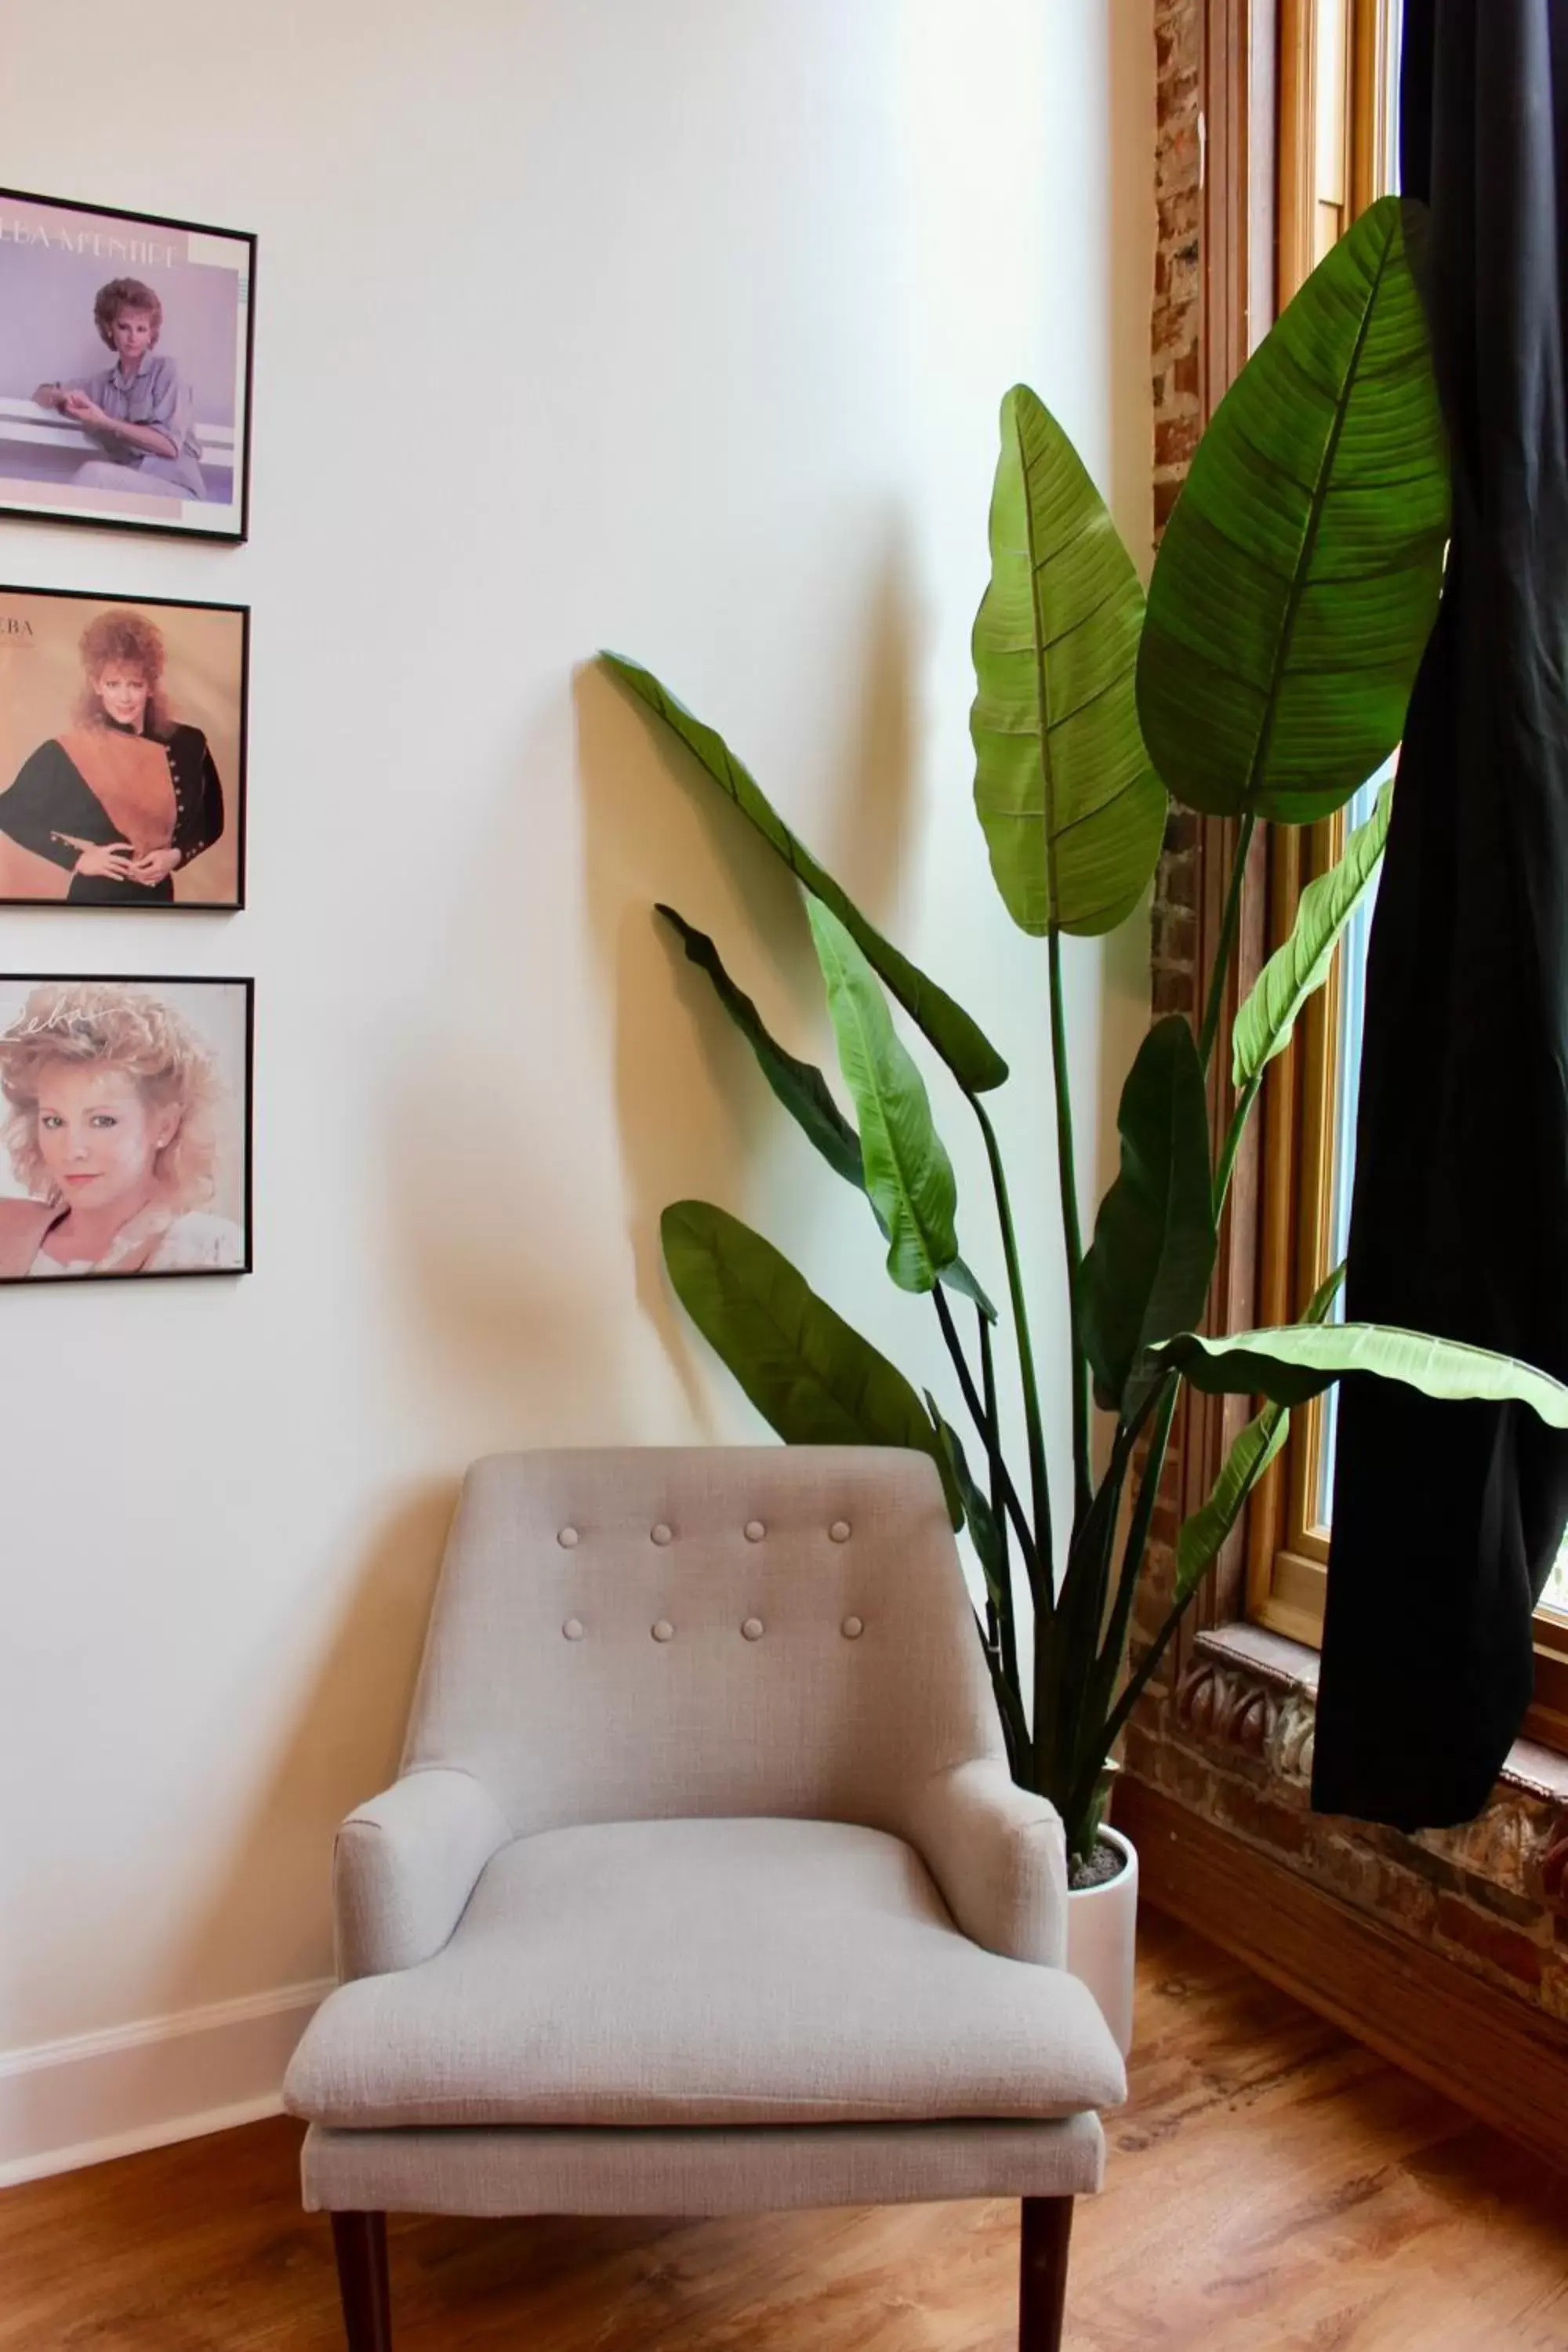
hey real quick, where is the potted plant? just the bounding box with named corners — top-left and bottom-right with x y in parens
top-left (598, 196), bottom-right (1568, 2052)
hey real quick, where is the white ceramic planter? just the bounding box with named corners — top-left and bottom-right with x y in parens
top-left (1065, 1826), bottom-right (1138, 2056)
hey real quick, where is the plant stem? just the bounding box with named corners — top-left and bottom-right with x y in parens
top-left (975, 1309), bottom-right (1023, 1708)
top-left (1092, 1583), bottom-right (1188, 1771)
top-left (1196, 808), bottom-right (1258, 1073)
top-left (931, 1285), bottom-right (1039, 1581)
top-left (1101, 1379), bottom-right (1179, 1683)
top-left (1058, 816), bottom-right (1259, 1837)
top-left (977, 1610), bottom-right (1031, 1776)
top-left (1047, 926), bottom-right (1093, 1530)
top-left (1067, 1375), bottom-right (1179, 1824)
top-left (978, 1312), bottom-right (1012, 1602)
top-left (1039, 1374), bottom-right (1166, 1840)
top-left (978, 1309), bottom-right (1026, 1657)
top-left (1063, 1394), bottom-right (1206, 1833)
top-left (1213, 1073), bottom-right (1261, 1216)
top-left (1038, 1438), bottom-right (1131, 1832)
top-left (1062, 820), bottom-right (1260, 1832)
top-left (969, 1094), bottom-right (1054, 1588)
top-left (1051, 1370), bottom-right (1165, 1622)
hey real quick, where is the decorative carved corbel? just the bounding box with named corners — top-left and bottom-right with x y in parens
top-left (1541, 1818), bottom-right (1568, 1915)
top-left (1269, 1693), bottom-right (1316, 1787)
top-left (1175, 1658), bottom-right (1277, 1758)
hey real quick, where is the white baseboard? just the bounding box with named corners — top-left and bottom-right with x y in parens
top-left (0, 1976), bottom-right (333, 2189)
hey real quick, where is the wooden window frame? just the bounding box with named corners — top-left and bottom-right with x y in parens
top-left (1277, 0), bottom-right (1395, 294)
top-left (1167, 1), bottom-right (1280, 1670)
top-left (1247, 0), bottom-right (1382, 1637)
top-left (1238, 0), bottom-right (1568, 1748)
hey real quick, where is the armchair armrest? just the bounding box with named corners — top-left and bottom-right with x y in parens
top-left (905, 1757), bottom-right (1068, 1967)
top-left (333, 1766), bottom-right (510, 1980)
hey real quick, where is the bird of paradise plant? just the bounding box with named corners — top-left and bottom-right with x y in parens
top-left (601, 197), bottom-right (1568, 1866)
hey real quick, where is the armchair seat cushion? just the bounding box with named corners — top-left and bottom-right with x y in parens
top-left (285, 1816), bottom-right (1124, 2130)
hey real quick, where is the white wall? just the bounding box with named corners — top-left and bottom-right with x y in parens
top-left (0, 0), bottom-right (1153, 2169)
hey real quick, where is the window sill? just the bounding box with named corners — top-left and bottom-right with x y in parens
top-left (1127, 1619), bottom-right (1568, 2022)
top-left (1196, 1623), bottom-right (1568, 1805)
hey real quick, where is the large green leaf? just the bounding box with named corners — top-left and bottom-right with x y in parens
top-left (1175, 1412), bottom-right (1291, 1603)
top-left (928, 1398), bottom-right (1029, 1769)
top-left (1172, 1265), bottom-right (1345, 1598)
top-left (657, 904), bottom-right (996, 1319)
top-left (1079, 1014), bottom-right (1218, 1410)
top-left (927, 1399), bottom-right (1005, 1617)
top-left (1138, 196), bottom-right (1449, 823)
top-left (807, 902), bottom-right (958, 1294)
top-left (1152, 1321), bottom-right (1568, 1424)
top-left (931, 1254), bottom-right (998, 1324)
top-left (1232, 781), bottom-right (1392, 1091)
top-left (604, 654), bottom-right (1007, 1092)
top-left (971, 387), bottom-right (1167, 937)
top-left (660, 1200), bottom-right (960, 1520)
top-left (657, 905), bottom-right (862, 1185)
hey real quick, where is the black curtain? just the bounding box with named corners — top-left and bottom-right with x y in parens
top-left (1312, 0), bottom-right (1568, 1829)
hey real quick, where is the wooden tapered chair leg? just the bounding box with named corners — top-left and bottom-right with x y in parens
top-left (330, 2211), bottom-right (392, 2352)
top-left (1018, 2196), bottom-right (1074, 2352)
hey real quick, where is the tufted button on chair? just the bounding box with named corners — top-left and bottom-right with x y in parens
top-left (283, 1447), bottom-right (1124, 2350)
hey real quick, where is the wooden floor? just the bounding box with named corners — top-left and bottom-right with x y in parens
top-left (3, 1911), bottom-right (1566, 2352)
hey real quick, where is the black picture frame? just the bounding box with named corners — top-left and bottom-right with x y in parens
top-left (0, 972), bottom-right (253, 1283)
top-left (0, 581), bottom-right (249, 909)
top-left (0, 187), bottom-right (256, 545)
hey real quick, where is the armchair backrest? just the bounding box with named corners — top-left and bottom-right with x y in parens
top-left (402, 1446), bottom-right (1004, 1836)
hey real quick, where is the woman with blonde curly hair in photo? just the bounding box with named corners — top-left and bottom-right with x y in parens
top-left (0, 982), bottom-right (244, 1278)
top-left (0, 606), bottom-right (225, 904)
top-left (32, 274), bottom-right (207, 501)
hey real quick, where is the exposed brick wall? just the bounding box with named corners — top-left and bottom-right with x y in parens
top-left (1152, 0), bottom-right (1204, 533)
top-left (1126, 1652), bottom-right (1568, 2021)
top-left (1149, 0), bottom-right (1205, 1033)
top-left (1128, 0), bottom-right (1568, 2047)
top-left (1130, 2), bottom-right (1210, 1698)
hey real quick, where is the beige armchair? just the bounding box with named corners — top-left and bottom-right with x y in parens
top-left (284, 1447), bottom-right (1124, 2350)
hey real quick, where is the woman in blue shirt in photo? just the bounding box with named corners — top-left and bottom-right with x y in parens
top-left (32, 275), bottom-right (206, 501)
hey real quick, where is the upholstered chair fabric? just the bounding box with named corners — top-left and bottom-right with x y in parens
top-left (300, 2113), bottom-right (1110, 2217)
top-left (284, 1446), bottom-right (1124, 2237)
top-left (403, 1446), bottom-right (1006, 1828)
top-left (332, 1766), bottom-right (510, 1983)
top-left (318, 1447), bottom-right (1073, 1982)
top-left (289, 1814), bottom-right (1123, 2129)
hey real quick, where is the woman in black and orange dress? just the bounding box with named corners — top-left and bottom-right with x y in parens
top-left (0, 608), bottom-right (223, 905)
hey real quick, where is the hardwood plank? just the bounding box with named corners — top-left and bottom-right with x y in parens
top-left (0, 1914), bottom-right (1563, 2351)
top-left (1117, 1775), bottom-right (1568, 2178)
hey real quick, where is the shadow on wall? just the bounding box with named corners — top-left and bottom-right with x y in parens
top-left (575, 656), bottom-right (786, 1435)
top-left (176, 529), bottom-right (930, 1995)
top-left (376, 691), bottom-right (634, 1441)
top-left (365, 511), bottom-right (921, 1460)
top-left (164, 1483), bottom-right (456, 2016)
top-left (577, 529), bottom-right (921, 1411)
top-left (815, 534), bottom-right (920, 937)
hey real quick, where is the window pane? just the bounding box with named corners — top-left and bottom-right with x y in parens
top-left (1544, 1539), bottom-right (1568, 1621)
top-left (1316, 0), bottom-right (1348, 205)
top-left (1316, 771), bottom-right (1387, 1525)
top-left (1384, 5), bottom-right (1403, 187)
top-left (1317, 2), bottom-right (1403, 1523)
top-left (1317, 785), bottom-right (1568, 1622)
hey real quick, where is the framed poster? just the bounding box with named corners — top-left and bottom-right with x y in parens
top-left (0, 974), bottom-right (252, 1281)
top-left (0, 189), bottom-right (254, 543)
top-left (0, 585), bottom-right (247, 907)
